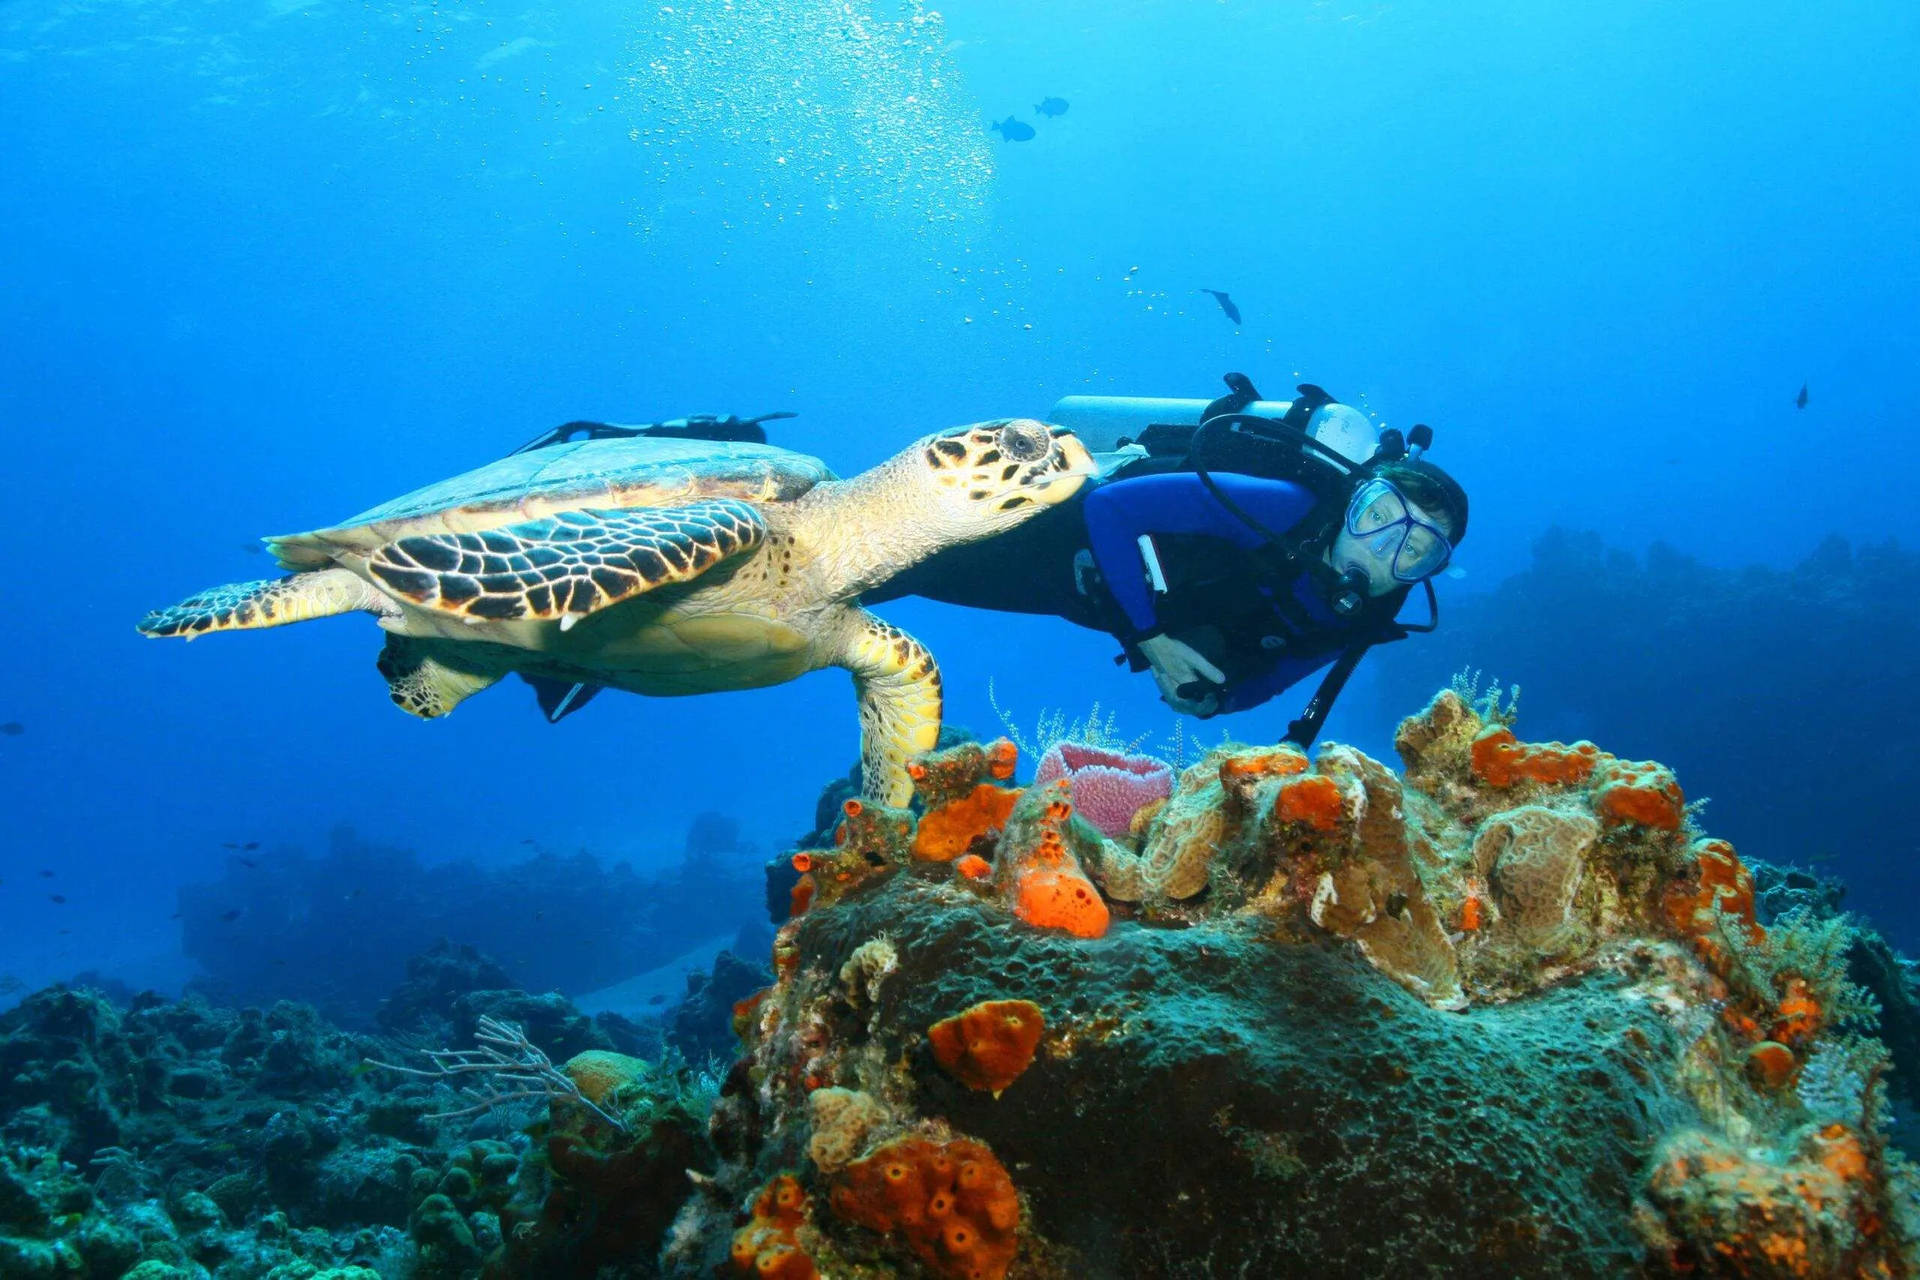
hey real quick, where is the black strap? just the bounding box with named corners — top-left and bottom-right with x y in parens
top-left (1283, 642), bottom-right (1371, 747)
top-left (508, 411), bottom-right (796, 456)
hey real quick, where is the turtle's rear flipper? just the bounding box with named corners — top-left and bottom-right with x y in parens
top-left (521, 674), bottom-right (605, 723)
top-left (138, 568), bottom-right (393, 639)
top-left (366, 500), bottom-right (766, 629)
top-left (834, 609), bottom-right (944, 807)
top-left (378, 636), bottom-right (502, 718)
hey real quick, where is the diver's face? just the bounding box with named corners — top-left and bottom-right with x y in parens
top-left (1327, 482), bottom-right (1452, 596)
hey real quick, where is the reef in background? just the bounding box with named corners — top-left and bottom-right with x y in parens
top-left (1365, 528), bottom-right (1920, 952)
top-left (179, 816), bottom-right (763, 1027)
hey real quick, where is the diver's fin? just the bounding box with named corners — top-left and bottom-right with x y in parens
top-left (522, 674), bottom-right (605, 723)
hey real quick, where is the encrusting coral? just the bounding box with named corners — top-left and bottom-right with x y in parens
top-left (674, 689), bottom-right (1918, 1278)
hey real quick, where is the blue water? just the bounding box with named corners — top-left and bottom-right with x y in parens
top-left (3, 0), bottom-right (1916, 994)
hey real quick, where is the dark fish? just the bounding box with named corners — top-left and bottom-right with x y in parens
top-left (990, 117), bottom-right (1036, 143)
top-left (1034, 96), bottom-right (1069, 118)
top-left (243, 841), bottom-right (259, 851)
top-left (222, 843), bottom-right (240, 849)
top-left (647, 994), bottom-right (667, 1006)
top-left (49, 895), bottom-right (66, 904)
top-left (220, 909), bottom-right (242, 922)
top-left (0, 722), bottom-right (22, 736)
top-left (37, 870), bottom-right (53, 878)
top-left (1795, 382), bottom-right (1808, 409)
top-left (240, 541), bottom-right (264, 554)
top-left (239, 859), bottom-right (258, 869)
top-left (1201, 289), bottom-right (1241, 325)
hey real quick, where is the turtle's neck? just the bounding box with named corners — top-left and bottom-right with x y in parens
top-left (791, 449), bottom-right (958, 598)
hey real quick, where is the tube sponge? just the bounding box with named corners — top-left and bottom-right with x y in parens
top-left (1034, 741), bottom-right (1173, 838)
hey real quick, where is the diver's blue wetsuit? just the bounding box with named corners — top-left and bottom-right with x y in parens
top-left (1081, 472), bottom-right (1345, 714)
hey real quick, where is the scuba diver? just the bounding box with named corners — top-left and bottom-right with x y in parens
top-left (868, 373), bottom-right (1469, 747)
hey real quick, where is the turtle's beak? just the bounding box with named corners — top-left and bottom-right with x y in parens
top-left (1032, 427), bottom-right (1097, 505)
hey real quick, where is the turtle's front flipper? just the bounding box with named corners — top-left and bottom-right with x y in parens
top-left (377, 635), bottom-right (502, 718)
top-left (138, 568), bottom-right (395, 638)
top-left (367, 501), bottom-right (765, 629)
top-left (832, 609), bottom-right (943, 806)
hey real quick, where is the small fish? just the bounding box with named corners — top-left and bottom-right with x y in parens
top-left (1795, 382), bottom-right (1809, 409)
top-left (240, 541), bottom-right (264, 555)
top-left (222, 843), bottom-right (240, 849)
top-left (1034, 96), bottom-right (1069, 118)
top-left (219, 909), bottom-right (242, 922)
top-left (0, 722), bottom-right (22, 736)
top-left (1200, 289), bottom-right (1241, 325)
top-left (647, 994), bottom-right (667, 1006)
top-left (49, 894), bottom-right (66, 904)
top-left (37, 870), bottom-right (53, 878)
top-left (243, 841), bottom-right (259, 851)
top-left (989, 116), bottom-right (1036, 143)
top-left (239, 859), bottom-right (258, 869)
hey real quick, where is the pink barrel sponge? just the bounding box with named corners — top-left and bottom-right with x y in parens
top-left (1033, 742), bottom-right (1173, 838)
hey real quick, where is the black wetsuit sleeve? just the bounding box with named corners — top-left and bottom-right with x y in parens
top-left (1083, 473), bottom-right (1317, 636)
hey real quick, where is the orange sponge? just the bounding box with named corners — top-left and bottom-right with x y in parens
top-left (1593, 759), bottom-right (1684, 830)
top-left (829, 1136), bottom-right (1020, 1280)
top-left (1012, 868), bottom-right (1109, 938)
top-left (913, 783), bottom-right (1022, 862)
top-left (729, 1174), bottom-right (818, 1280)
top-left (928, 999), bottom-right (1045, 1095)
top-left (1469, 726), bottom-right (1602, 788)
top-left (954, 854), bottom-right (992, 882)
top-left (1274, 774), bottom-right (1345, 831)
top-left (997, 788), bottom-right (1110, 939)
top-left (1663, 838), bottom-right (1765, 978)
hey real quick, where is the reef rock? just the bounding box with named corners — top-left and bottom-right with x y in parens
top-left (670, 691), bottom-right (1918, 1278)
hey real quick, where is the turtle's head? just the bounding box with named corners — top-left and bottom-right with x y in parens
top-left (813, 418), bottom-right (1095, 597)
top-left (913, 418), bottom-right (1096, 540)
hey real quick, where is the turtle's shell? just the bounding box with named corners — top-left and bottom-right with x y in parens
top-left (269, 437), bottom-right (833, 570)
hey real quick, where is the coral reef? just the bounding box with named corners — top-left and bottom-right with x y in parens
top-left (675, 689), bottom-right (1918, 1277)
top-left (666, 950), bottom-right (775, 1065)
top-left (0, 941), bottom-right (722, 1279)
top-left (1367, 528), bottom-right (1920, 952)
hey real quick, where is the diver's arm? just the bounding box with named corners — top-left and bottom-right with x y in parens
top-left (1083, 473), bottom-right (1317, 634)
top-left (1217, 647), bottom-right (1343, 715)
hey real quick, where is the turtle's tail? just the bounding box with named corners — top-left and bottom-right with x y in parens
top-left (137, 568), bottom-right (394, 639)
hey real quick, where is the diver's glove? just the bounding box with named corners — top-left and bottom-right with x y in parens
top-left (1136, 633), bottom-right (1226, 718)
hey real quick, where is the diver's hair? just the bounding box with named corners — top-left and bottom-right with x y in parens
top-left (1375, 460), bottom-right (1468, 546)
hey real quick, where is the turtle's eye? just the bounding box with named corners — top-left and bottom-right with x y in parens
top-left (996, 421), bottom-right (1049, 462)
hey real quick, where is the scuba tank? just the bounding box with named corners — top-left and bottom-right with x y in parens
top-left (1050, 392), bottom-right (1380, 465)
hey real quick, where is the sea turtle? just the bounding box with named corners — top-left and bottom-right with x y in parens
top-left (138, 419), bottom-right (1095, 805)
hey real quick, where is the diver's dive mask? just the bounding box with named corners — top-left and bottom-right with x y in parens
top-left (1341, 478), bottom-right (1452, 584)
